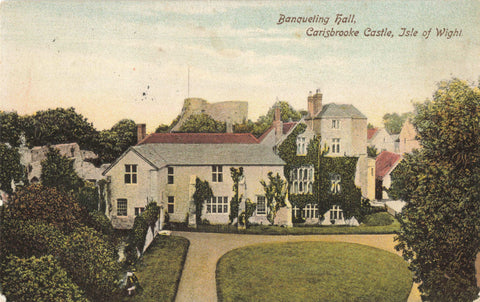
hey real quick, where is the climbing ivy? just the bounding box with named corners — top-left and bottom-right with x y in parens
top-left (278, 123), bottom-right (362, 220)
top-left (260, 172), bottom-right (287, 225)
top-left (229, 167), bottom-right (244, 223)
top-left (193, 177), bottom-right (213, 225)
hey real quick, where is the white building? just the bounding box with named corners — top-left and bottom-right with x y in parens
top-left (103, 133), bottom-right (288, 229)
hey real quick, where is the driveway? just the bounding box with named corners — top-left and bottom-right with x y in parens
top-left (174, 231), bottom-right (420, 302)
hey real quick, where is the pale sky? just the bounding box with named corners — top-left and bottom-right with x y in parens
top-left (1, 0), bottom-right (479, 132)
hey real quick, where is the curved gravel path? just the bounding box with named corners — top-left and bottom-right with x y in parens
top-left (173, 231), bottom-right (420, 302)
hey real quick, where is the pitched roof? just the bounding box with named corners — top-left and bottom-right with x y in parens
top-left (315, 103), bottom-right (367, 119)
top-left (367, 128), bottom-right (379, 140)
top-left (257, 122), bottom-right (298, 142)
top-left (282, 122), bottom-right (297, 134)
top-left (137, 133), bottom-right (259, 145)
top-left (132, 143), bottom-right (285, 167)
top-left (376, 151), bottom-right (402, 180)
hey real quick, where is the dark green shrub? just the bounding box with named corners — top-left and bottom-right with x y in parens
top-left (124, 202), bottom-right (162, 265)
top-left (0, 220), bottom-right (65, 260)
top-left (363, 212), bottom-right (394, 226)
top-left (1, 255), bottom-right (88, 302)
top-left (143, 201), bottom-right (160, 230)
top-left (87, 211), bottom-right (114, 237)
top-left (2, 184), bottom-right (84, 232)
top-left (61, 226), bottom-right (121, 301)
top-left (77, 182), bottom-right (100, 212)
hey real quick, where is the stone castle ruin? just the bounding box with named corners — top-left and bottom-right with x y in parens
top-left (170, 98), bottom-right (248, 132)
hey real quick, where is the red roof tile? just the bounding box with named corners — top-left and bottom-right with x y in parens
top-left (283, 122), bottom-right (297, 134)
top-left (258, 122), bottom-right (298, 142)
top-left (367, 128), bottom-right (378, 140)
top-left (376, 150), bottom-right (402, 180)
top-left (137, 133), bottom-right (259, 145)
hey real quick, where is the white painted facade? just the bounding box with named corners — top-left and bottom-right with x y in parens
top-left (104, 143), bottom-right (286, 229)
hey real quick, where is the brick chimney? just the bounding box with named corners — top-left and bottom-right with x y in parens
top-left (273, 106), bottom-right (283, 140)
top-left (307, 91), bottom-right (314, 117)
top-left (137, 124), bottom-right (146, 143)
top-left (308, 89), bottom-right (323, 117)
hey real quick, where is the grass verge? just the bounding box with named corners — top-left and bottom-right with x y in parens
top-left (216, 241), bottom-right (412, 302)
top-left (169, 216), bottom-right (400, 235)
top-left (122, 235), bottom-right (189, 302)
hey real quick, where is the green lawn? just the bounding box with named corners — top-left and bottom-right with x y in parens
top-left (123, 235), bottom-right (189, 302)
top-left (217, 242), bottom-right (412, 302)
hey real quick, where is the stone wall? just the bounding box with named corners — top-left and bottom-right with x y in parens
top-left (171, 98), bottom-right (248, 131)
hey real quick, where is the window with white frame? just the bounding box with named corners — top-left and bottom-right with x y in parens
top-left (206, 196), bottom-right (228, 214)
top-left (256, 196), bottom-right (266, 215)
top-left (330, 205), bottom-right (343, 220)
top-left (330, 174), bottom-right (341, 194)
top-left (296, 136), bottom-right (307, 155)
top-left (331, 138), bottom-right (341, 154)
top-left (134, 207), bottom-right (145, 216)
top-left (292, 206), bottom-right (301, 218)
top-left (332, 119), bottom-right (340, 129)
top-left (303, 204), bottom-right (318, 219)
top-left (212, 165), bottom-right (223, 182)
top-left (117, 199), bottom-right (127, 216)
top-left (167, 167), bottom-right (174, 184)
top-left (290, 165), bottom-right (314, 194)
top-left (124, 164), bottom-right (137, 184)
top-left (168, 196), bottom-right (174, 214)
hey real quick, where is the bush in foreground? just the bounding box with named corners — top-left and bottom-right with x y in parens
top-left (363, 212), bottom-right (394, 226)
top-left (1, 255), bottom-right (88, 302)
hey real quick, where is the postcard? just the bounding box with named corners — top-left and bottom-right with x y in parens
top-left (1, 1), bottom-right (479, 301)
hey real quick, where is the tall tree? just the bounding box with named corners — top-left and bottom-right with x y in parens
top-left (252, 101), bottom-right (302, 136)
top-left (110, 119), bottom-right (137, 149)
top-left (23, 107), bottom-right (99, 151)
top-left (0, 111), bottom-right (24, 147)
top-left (178, 113), bottom-right (226, 133)
top-left (0, 144), bottom-right (25, 194)
top-left (382, 112), bottom-right (412, 134)
top-left (393, 78), bottom-right (480, 301)
top-left (41, 147), bottom-right (84, 193)
top-left (98, 119), bottom-right (137, 163)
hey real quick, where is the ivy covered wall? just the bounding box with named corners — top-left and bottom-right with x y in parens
top-left (278, 123), bottom-right (362, 220)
